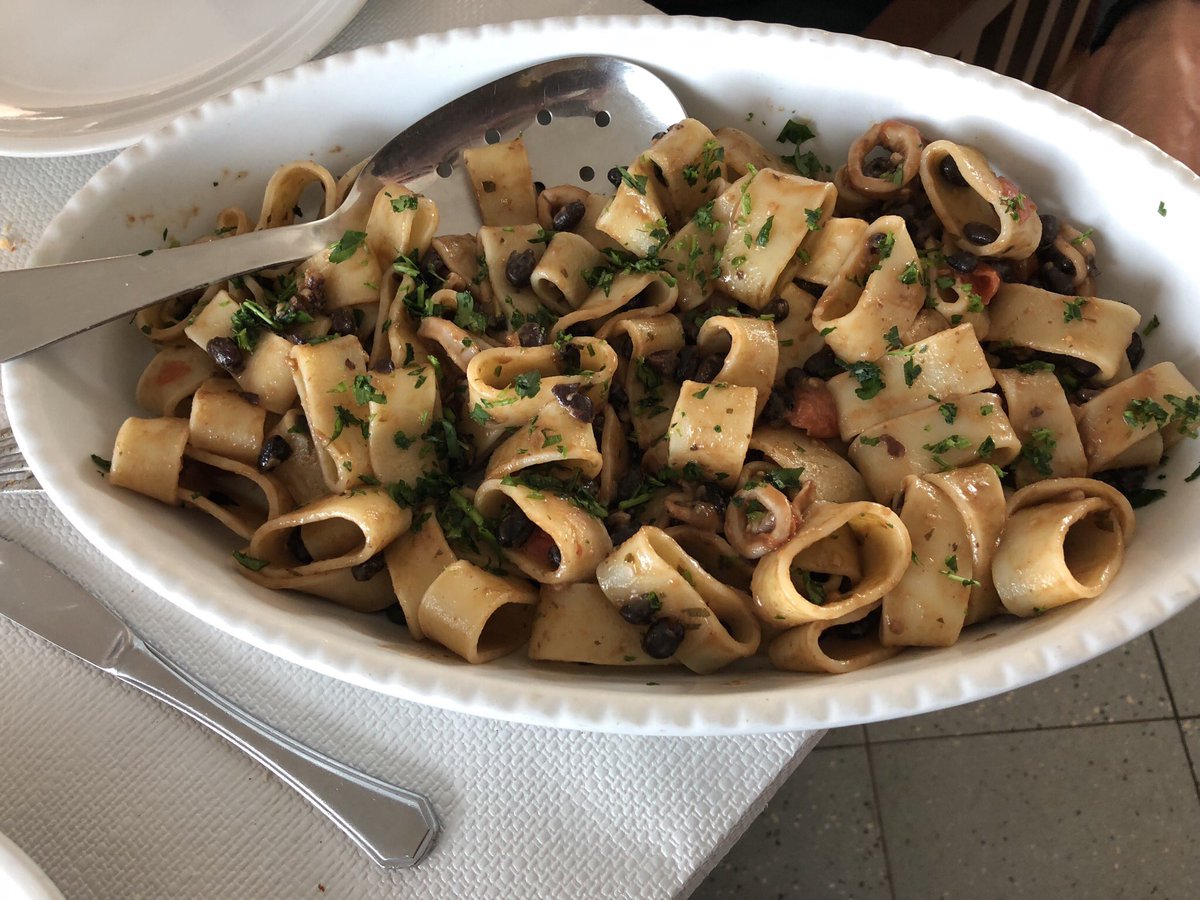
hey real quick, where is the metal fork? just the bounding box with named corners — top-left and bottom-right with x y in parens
top-left (0, 425), bottom-right (37, 492)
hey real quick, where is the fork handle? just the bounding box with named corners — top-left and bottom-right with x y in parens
top-left (113, 638), bottom-right (439, 868)
top-left (0, 220), bottom-right (335, 363)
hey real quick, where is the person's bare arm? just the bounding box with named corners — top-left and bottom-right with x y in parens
top-left (1072, 0), bottom-right (1200, 173)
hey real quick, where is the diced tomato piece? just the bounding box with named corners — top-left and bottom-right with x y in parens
top-left (787, 380), bottom-right (840, 439)
top-left (963, 263), bottom-right (1002, 305)
top-left (520, 528), bottom-right (559, 568)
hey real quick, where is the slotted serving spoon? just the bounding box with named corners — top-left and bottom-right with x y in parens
top-left (0, 55), bottom-right (685, 362)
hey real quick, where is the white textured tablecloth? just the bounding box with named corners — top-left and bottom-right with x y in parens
top-left (0, 3), bottom-right (819, 897)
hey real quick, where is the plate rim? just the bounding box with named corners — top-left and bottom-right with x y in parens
top-left (7, 13), bottom-right (1200, 734)
top-left (0, 0), bottom-right (368, 157)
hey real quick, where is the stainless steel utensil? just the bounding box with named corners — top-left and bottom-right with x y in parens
top-left (0, 537), bottom-right (440, 868)
top-left (0, 55), bottom-right (685, 361)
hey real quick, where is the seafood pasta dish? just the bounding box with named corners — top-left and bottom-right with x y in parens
top-left (96, 114), bottom-right (1198, 674)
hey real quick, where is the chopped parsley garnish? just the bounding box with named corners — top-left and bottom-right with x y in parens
top-left (501, 471), bottom-right (607, 519)
top-left (232, 550), bottom-right (269, 572)
top-left (899, 260), bottom-right (921, 285)
top-left (793, 569), bottom-right (827, 605)
top-left (1130, 487), bottom-right (1167, 508)
top-left (1063, 297), bottom-right (1088, 323)
top-left (452, 291), bottom-right (488, 334)
top-left (692, 200), bottom-right (720, 234)
top-left (328, 230), bottom-right (367, 263)
top-left (804, 208), bottom-right (823, 231)
top-left (393, 430), bottom-right (414, 450)
top-left (959, 282), bottom-right (984, 313)
top-left (940, 554), bottom-right (980, 587)
top-left (884, 326), bottom-right (903, 351)
top-left (776, 118), bottom-right (817, 145)
top-left (756, 215), bottom-right (774, 247)
top-left (392, 251), bottom-right (422, 280)
top-left (859, 435), bottom-right (882, 446)
top-left (528, 227), bottom-right (556, 245)
top-left (791, 149), bottom-right (828, 179)
top-left (763, 467), bottom-right (805, 490)
top-left (618, 166), bottom-right (648, 195)
top-left (353, 374), bottom-right (386, 406)
top-left (977, 435), bottom-right (996, 458)
top-left (331, 406), bottom-right (370, 441)
top-left (1166, 393), bottom-right (1200, 437)
top-left (469, 403), bottom-right (493, 424)
top-left (838, 359), bottom-right (885, 400)
top-left (1021, 427), bottom-right (1057, 476)
top-left (1123, 397), bottom-right (1169, 429)
top-left (513, 371), bottom-right (542, 399)
top-left (1143, 315), bottom-right (1161, 337)
top-left (903, 357), bottom-right (922, 387)
top-left (693, 386), bottom-right (710, 399)
top-left (939, 402), bottom-right (958, 424)
top-left (923, 434), bottom-right (971, 469)
top-left (1015, 360), bottom-right (1056, 375)
top-left (1070, 228), bottom-right (1094, 247)
top-left (90, 454), bottom-right (111, 473)
top-left (1001, 192), bottom-right (1027, 221)
top-left (1185, 461), bottom-right (1200, 483)
top-left (1158, 201), bottom-right (1168, 217)
top-left (390, 194), bottom-right (419, 212)
top-left (582, 266), bottom-right (616, 297)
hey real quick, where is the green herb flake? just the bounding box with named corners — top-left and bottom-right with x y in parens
top-left (939, 402), bottom-right (958, 424)
top-left (939, 554), bottom-right (980, 586)
top-left (353, 374), bottom-right (386, 406)
top-left (1143, 315), bottom-right (1161, 337)
top-left (838, 359), bottom-right (885, 400)
top-left (390, 194), bottom-right (419, 213)
top-left (328, 230), bottom-right (367, 264)
top-left (1070, 228), bottom-right (1094, 247)
top-left (232, 550), bottom-right (269, 572)
top-left (1123, 397), bottom-right (1169, 430)
top-left (1021, 427), bottom-right (1057, 477)
top-left (776, 118), bottom-right (816, 145)
top-left (513, 371), bottom-right (542, 399)
top-left (884, 326), bottom-right (903, 351)
top-left (1063, 297), bottom-right (1088, 323)
top-left (1158, 201), bottom-right (1168, 217)
top-left (903, 357), bottom-right (922, 387)
top-left (618, 166), bottom-right (648, 195)
top-left (90, 454), bottom-right (111, 473)
top-left (1130, 487), bottom-right (1167, 508)
top-left (756, 215), bottom-right (775, 247)
top-left (804, 208), bottom-right (823, 231)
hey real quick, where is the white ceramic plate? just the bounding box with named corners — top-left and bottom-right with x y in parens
top-left (7, 16), bottom-right (1200, 734)
top-left (0, 0), bottom-right (366, 156)
top-left (0, 832), bottom-right (63, 900)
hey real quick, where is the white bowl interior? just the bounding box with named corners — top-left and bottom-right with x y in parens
top-left (6, 16), bottom-right (1200, 734)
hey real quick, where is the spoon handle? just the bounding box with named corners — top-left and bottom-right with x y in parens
top-left (0, 220), bottom-right (334, 362)
top-left (115, 639), bottom-right (441, 868)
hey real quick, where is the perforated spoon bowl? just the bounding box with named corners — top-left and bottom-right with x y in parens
top-left (0, 56), bottom-right (685, 362)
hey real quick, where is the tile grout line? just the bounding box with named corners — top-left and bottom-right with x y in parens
top-left (865, 714), bottom-right (1180, 747)
top-left (862, 731), bottom-right (900, 900)
top-left (1147, 631), bottom-right (1200, 805)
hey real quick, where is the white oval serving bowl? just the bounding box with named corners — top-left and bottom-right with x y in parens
top-left (6, 16), bottom-right (1200, 735)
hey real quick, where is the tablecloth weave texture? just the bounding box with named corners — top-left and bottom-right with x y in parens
top-left (0, 1), bottom-right (818, 898)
